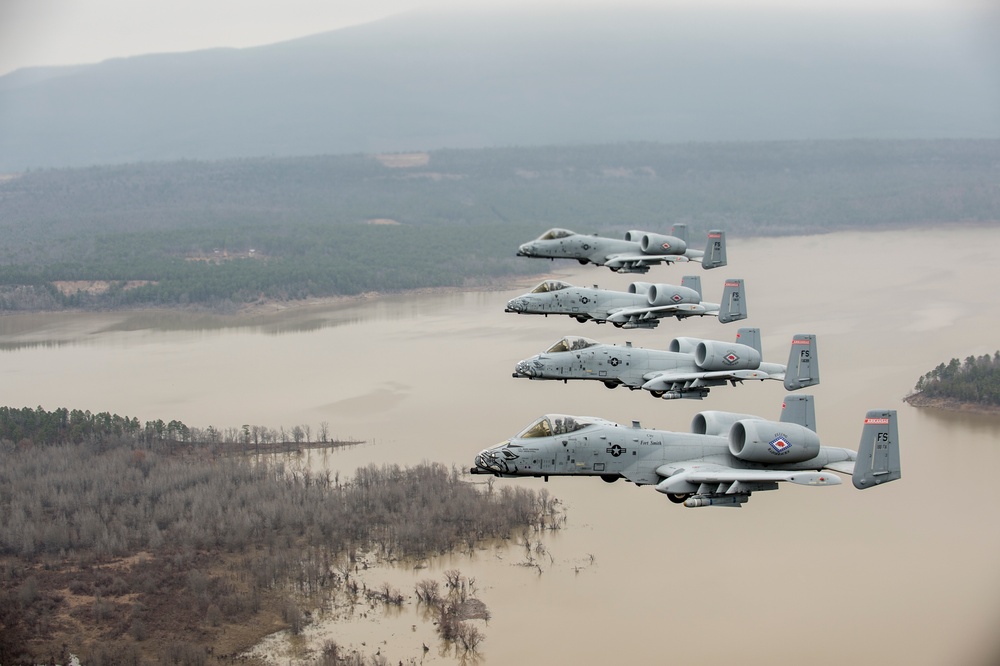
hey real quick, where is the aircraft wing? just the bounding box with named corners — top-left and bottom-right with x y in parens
top-left (641, 368), bottom-right (782, 392)
top-left (606, 303), bottom-right (711, 324)
top-left (654, 461), bottom-right (843, 493)
top-left (603, 253), bottom-right (689, 271)
top-left (823, 460), bottom-right (856, 475)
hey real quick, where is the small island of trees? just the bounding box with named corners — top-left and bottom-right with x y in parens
top-left (908, 352), bottom-right (1000, 411)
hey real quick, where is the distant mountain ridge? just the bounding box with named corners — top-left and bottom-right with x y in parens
top-left (0, 64), bottom-right (91, 93)
top-left (1, 6), bottom-right (997, 171)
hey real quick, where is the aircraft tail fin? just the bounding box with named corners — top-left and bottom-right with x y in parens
top-left (702, 230), bottom-right (727, 269)
top-left (681, 275), bottom-right (703, 300)
top-left (779, 394), bottom-right (816, 432)
top-left (735, 327), bottom-right (762, 355)
top-left (853, 410), bottom-right (901, 490)
top-left (783, 334), bottom-right (820, 391)
top-left (717, 278), bottom-right (747, 323)
top-left (670, 223), bottom-right (689, 244)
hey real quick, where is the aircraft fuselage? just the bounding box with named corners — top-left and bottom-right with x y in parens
top-left (513, 343), bottom-right (786, 391)
top-left (505, 284), bottom-right (710, 327)
top-left (515, 343), bottom-right (686, 387)
top-left (514, 228), bottom-right (726, 273)
top-left (506, 285), bottom-right (644, 320)
top-left (472, 419), bottom-right (854, 487)
top-left (517, 235), bottom-right (644, 265)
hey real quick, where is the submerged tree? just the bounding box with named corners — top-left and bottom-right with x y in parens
top-left (0, 411), bottom-right (553, 663)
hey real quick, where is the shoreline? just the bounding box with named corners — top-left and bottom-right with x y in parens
top-left (903, 392), bottom-right (1000, 416)
top-left (4, 224), bottom-right (998, 319)
top-left (234, 276), bottom-right (549, 317)
top-left (0, 274), bottom-right (556, 319)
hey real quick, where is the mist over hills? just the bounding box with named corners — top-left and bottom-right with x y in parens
top-left (1, 6), bottom-right (997, 172)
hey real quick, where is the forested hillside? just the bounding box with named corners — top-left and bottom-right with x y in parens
top-left (1, 140), bottom-right (997, 311)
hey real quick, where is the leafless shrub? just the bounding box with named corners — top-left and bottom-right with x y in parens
top-left (436, 601), bottom-right (461, 642)
top-left (434, 595), bottom-right (488, 654)
top-left (366, 582), bottom-right (404, 606)
top-left (129, 616), bottom-right (148, 641)
top-left (89, 640), bottom-right (141, 666)
top-left (101, 575), bottom-right (129, 597)
top-left (443, 569), bottom-right (463, 591)
top-left (282, 598), bottom-right (305, 635)
top-left (92, 596), bottom-right (113, 623)
top-left (186, 569), bottom-right (208, 600)
top-left (159, 642), bottom-right (207, 666)
top-left (318, 641), bottom-right (341, 665)
top-left (205, 603), bottom-right (221, 627)
top-left (456, 622), bottom-right (485, 653)
top-left (68, 579), bottom-right (89, 595)
top-left (0, 428), bottom-right (556, 661)
top-left (17, 576), bottom-right (39, 605)
top-left (415, 578), bottom-right (441, 605)
top-left (381, 582), bottom-right (404, 605)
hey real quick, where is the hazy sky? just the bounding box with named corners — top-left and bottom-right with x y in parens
top-left (0, 0), bottom-right (994, 76)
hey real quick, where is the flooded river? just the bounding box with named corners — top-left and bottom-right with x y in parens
top-left (2, 227), bottom-right (999, 665)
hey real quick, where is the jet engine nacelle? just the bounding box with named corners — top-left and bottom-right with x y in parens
top-left (729, 420), bottom-right (821, 464)
top-left (639, 233), bottom-right (687, 256)
top-left (691, 411), bottom-right (762, 437)
top-left (668, 337), bottom-right (701, 355)
top-left (628, 282), bottom-right (654, 296)
top-left (624, 230), bottom-right (650, 242)
top-left (647, 284), bottom-right (699, 306)
top-left (695, 341), bottom-right (761, 371)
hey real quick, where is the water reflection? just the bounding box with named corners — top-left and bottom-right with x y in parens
top-left (0, 290), bottom-right (506, 350)
top-left (906, 403), bottom-right (1000, 438)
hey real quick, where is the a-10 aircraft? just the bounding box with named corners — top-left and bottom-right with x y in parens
top-left (516, 224), bottom-right (726, 274)
top-left (505, 276), bottom-right (746, 329)
top-left (471, 396), bottom-right (900, 508)
top-left (512, 328), bottom-right (818, 400)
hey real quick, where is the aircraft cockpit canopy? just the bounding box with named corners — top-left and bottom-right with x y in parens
top-left (537, 228), bottom-right (575, 241)
top-left (545, 336), bottom-right (598, 354)
top-left (530, 280), bottom-right (572, 294)
top-left (516, 414), bottom-right (593, 439)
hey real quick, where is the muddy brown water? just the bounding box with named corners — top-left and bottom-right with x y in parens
top-left (2, 227), bottom-right (999, 665)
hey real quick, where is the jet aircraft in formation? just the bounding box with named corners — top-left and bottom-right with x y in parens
top-left (478, 224), bottom-right (900, 508)
top-left (516, 224), bottom-right (726, 274)
top-left (505, 276), bottom-right (746, 329)
top-left (471, 396), bottom-right (901, 508)
top-left (512, 328), bottom-right (818, 400)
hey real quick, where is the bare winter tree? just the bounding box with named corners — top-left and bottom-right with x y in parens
top-left (0, 417), bottom-right (556, 663)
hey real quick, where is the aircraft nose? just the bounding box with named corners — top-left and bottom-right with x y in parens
top-left (474, 451), bottom-right (489, 469)
top-left (474, 445), bottom-right (507, 473)
top-left (506, 297), bottom-right (527, 313)
top-left (517, 243), bottom-right (533, 256)
top-left (514, 358), bottom-right (539, 377)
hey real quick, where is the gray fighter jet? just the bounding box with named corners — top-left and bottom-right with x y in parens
top-left (513, 328), bottom-right (818, 400)
top-left (516, 224), bottom-right (726, 273)
top-left (505, 276), bottom-right (746, 329)
top-left (471, 396), bottom-right (900, 508)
